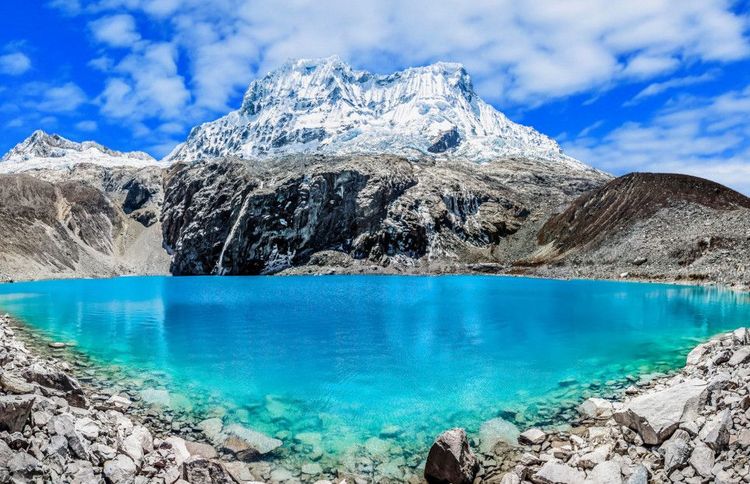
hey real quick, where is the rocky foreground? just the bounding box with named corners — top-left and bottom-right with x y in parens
top-left (3, 309), bottom-right (750, 484)
top-left (425, 327), bottom-right (750, 484)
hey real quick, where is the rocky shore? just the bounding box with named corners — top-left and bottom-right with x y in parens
top-left (424, 327), bottom-right (750, 484)
top-left (3, 309), bottom-right (750, 484)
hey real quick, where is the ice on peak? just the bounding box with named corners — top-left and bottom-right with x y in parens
top-left (0, 130), bottom-right (159, 173)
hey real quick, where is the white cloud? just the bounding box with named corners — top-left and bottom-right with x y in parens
top-left (37, 82), bottom-right (88, 112)
top-left (75, 0), bottom-right (750, 114)
top-left (98, 42), bottom-right (189, 125)
top-left (0, 52), bottom-right (31, 75)
top-left (89, 14), bottom-right (141, 47)
top-left (75, 120), bottom-right (98, 131)
top-left (565, 85), bottom-right (750, 194)
top-left (627, 72), bottom-right (719, 105)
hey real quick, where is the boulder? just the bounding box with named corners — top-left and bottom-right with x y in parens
top-left (732, 328), bottom-right (749, 345)
top-left (198, 417), bottom-right (224, 444)
top-left (163, 436), bottom-right (191, 467)
top-left (613, 378), bottom-right (707, 445)
top-left (626, 465), bottom-right (649, 484)
top-left (22, 363), bottom-right (85, 406)
top-left (579, 398), bottom-right (614, 420)
top-left (7, 452), bottom-right (42, 479)
top-left (0, 372), bottom-right (34, 394)
top-left (688, 442), bottom-right (714, 478)
top-left (185, 440), bottom-right (218, 459)
top-left (531, 461), bottom-right (586, 484)
top-left (659, 429), bottom-right (691, 473)
top-left (424, 428), bottom-right (479, 484)
top-left (0, 395), bottom-right (34, 432)
top-left (686, 344), bottom-right (709, 366)
top-left (698, 409), bottom-right (730, 451)
top-left (585, 461), bottom-right (623, 484)
top-left (519, 428), bottom-right (546, 446)
top-left (728, 347), bottom-right (750, 366)
top-left (103, 454), bottom-right (137, 483)
top-left (74, 417), bottom-right (101, 440)
top-left (183, 456), bottom-right (235, 484)
top-left (220, 425), bottom-right (282, 462)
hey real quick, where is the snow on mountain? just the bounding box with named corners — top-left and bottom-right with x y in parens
top-left (0, 130), bottom-right (158, 173)
top-left (167, 56), bottom-right (591, 171)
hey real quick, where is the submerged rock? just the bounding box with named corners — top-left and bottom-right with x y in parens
top-left (579, 398), bottom-right (614, 420)
top-left (479, 418), bottom-right (520, 453)
top-left (424, 428), bottom-right (479, 484)
top-left (220, 425), bottom-right (282, 462)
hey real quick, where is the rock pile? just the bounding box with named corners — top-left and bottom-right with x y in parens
top-left (438, 326), bottom-right (750, 483)
top-left (0, 315), bottom-right (277, 483)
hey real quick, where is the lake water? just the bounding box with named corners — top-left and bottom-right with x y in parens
top-left (0, 275), bottom-right (748, 473)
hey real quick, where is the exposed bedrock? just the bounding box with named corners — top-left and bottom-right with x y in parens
top-left (161, 155), bottom-right (606, 275)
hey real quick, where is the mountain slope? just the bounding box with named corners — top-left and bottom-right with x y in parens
top-left (526, 173), bottom-right (750, 285)
top-left (162, 155), bottom-right (607, 275)
top-left (166, 57), bottom-right (593, 172)
top-left (0, 130), bottom-right (158, 173)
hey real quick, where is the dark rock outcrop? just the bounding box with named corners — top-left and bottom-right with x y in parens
top-left (162, 155), bottom-right (606, 275)
top-left (424, 428), bottom-right (479, 484)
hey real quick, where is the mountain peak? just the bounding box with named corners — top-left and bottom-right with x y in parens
top-left (168, 59), bottom-right (593, 172)
top-left (1, 131), bottom-right (157, 173)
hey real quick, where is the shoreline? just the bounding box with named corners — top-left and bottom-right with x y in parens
top-left (2, 309), bottom-right (749, 482)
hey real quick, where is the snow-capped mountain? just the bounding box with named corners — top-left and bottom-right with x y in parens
top-left (0, 130), bottom-right (158, 173)
top-left (167, 57), bottom-right (589, 170)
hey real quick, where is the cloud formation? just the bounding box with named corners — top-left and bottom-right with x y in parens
top-left (0, 52), bottom-right (32, 76)
top-left (566, 84), bottom-right (750, 194)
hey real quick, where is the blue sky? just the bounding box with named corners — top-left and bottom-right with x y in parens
top-left (1, 1), bottom-right (749, 193)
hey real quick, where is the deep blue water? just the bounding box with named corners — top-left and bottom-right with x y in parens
top-left (0, 275), bottom-right (748, 463)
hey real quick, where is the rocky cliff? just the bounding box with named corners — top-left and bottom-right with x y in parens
top-left (161, 155), bottom-right (608, 275)
top-left (526, 173), bottom-right (750, 286)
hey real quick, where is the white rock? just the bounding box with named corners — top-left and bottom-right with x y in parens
top-left (532, 461), bottom-right (586, 484)
top-left (698, 409), bottom-right (730, 450)
top-left (103, 454), bottom-right (136, 483)
top-left (728, 347), bottom-right (750, 366)
top-left (613, 378), bottom-right (707, 445)
top-left (580, 398), bottom-right (615, 419)
top-left (164, 436), bottom-right (191, 467)
top-left (519, 428), bottom-right (546, 446)
top-left (688, 442), bottom-right (714, 478)
top-left (686, 344), bottom-right (709, 366)
top-left (74, 417), bottom-right (100, 441)
top-left (107, 395), bottom-right (132, 410)
top-left (585, 461), bottom-right (623, 484)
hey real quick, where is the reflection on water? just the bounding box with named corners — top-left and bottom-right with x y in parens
top-left (0, 276), bottom-right (748, 463)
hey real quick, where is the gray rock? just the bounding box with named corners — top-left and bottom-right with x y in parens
top-left (728, 346), bottom-right (750, 366)
top-left (0, 439), bottom-right (14, 467)
top-left (220, 425), bottom-right (282, 462)
top-left (0, 372), bottom-right (34, 394)
top-left (424, 428), bottom-right (479, 484)
top-left (585, 461), bottom-right (623, 484)
top-left (103, 454), bottom-right (137, 483)
top-left (0, 394), bottom-right (34, 432)
top-left (74, 417), bottom-right (101, 440)
top-left (185, 440), bottom-right (218, 459)
top-left (688, 442), bottom-right (714, 478)
top-left (183, 456), bottom-right (235, 484)
top-left (698, 409), bottom-right (730, 451)
top-left (519, 428), bottom-right (547, 446)
top-left (46, 434), bottom-right (70, 459)
top-left (613, 378), bottom-right (707, 445)
top-left (7, 452), bottom-right (42, 479)
top-left (532, 461), bottom-right (586, 484)
top-left (626, 465), bottom-right (649, 484)
top-left (23, 363), bottom-right (86, 407)
top-left (579, 398), bottom-right (615, 419)
top-left (48, 413), bottom-right (76, 437)
top-left (198, 417), bottom-right (223, 444)
top-left (659, 429), bottom-right (691, 473)
top-left (68, 432), bottom-right (91, 460)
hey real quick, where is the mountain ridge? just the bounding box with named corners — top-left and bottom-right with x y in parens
top-left (166, 56), bottom-right (594, 172)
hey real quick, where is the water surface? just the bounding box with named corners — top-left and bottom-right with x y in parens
top-left (0, 275), bottom-right (747, 468)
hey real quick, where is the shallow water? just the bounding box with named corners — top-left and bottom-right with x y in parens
top-left (0, 275), bottom-right (748, 469)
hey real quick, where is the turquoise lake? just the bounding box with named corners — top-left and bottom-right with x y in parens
top-left (0, 275), bottom-right (748, 466)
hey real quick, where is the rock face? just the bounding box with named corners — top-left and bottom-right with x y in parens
top-left (162, 155), bottom-right (606, 275)
top-left (424, 428), bottom-right (479, 484)
top-left (531, 173), bottom-right (750, 285)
